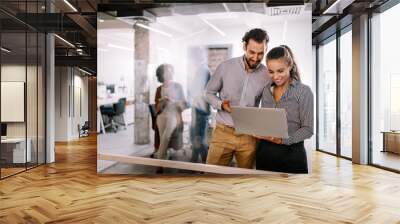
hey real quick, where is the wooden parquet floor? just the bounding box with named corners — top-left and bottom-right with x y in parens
top-left (1, 135), bottom-right (400, 224)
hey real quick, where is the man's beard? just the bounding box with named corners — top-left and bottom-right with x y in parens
top-left (245, 56), bottom-right (261, 69)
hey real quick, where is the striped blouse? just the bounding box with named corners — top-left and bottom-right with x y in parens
top-left (261, 79), bottom-right (314, 145)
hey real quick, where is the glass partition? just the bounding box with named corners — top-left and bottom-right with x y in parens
top-left (317, 36), bottom-right (337, 155)
top-left (0, 1), bottom-right (46, 179)
top-left (1, 30), bottom-right (28, 177)
top-left (370, 3), bottom-right (400, 171)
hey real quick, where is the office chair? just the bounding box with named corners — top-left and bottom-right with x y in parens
top-left (100, 98), bottom-right (127, 133)
top-left (113, 98), bottom-right (127, 129)
top-left (78, 121), bottom-right (90, 138)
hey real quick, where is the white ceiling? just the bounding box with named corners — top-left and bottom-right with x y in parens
top-left (98, 4), bottom-right (311, 47)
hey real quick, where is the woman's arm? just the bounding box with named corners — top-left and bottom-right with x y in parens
top-left (282, 86), bottom-right (314, 145)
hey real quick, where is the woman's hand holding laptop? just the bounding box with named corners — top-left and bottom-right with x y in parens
top-left (254, 135), bottom-right (282, 144)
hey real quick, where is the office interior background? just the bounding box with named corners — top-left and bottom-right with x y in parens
top-left (0, 0), bottom-right (400, 223)
top-left (97, 3), bottom-right (313, 174)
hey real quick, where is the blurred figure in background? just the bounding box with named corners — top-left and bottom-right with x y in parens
top-left (154, 64), bottom-right (188, 163)
top-left (187, 47), bottom-right (212, 163)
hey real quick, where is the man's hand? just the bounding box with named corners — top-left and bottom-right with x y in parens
top-left (222, 100), bottom-right (231, 113)
top-left (254, 135), bottom-right (282, 144)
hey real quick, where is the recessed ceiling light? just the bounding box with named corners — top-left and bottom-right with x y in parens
top-left (1, 47), bottom-right (11, 53)
top-left (322, 0), bottom-right (352, 14)
top-left (54, 34), bottom-right (75, 48)
top-left (63, 0), bottom-right (78, 12)
top-left (135, 23), bottom-right (173, 38)
top-left (199, 17), bottom-right (226, 37)
top-left (78, 67), bottom-right (92, 76)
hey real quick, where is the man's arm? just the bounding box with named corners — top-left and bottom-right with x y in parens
top-left (204, 64), bottom-right (224, 110)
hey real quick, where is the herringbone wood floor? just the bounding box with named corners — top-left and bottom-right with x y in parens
top-left (1, 135), bottom-right (400, 224)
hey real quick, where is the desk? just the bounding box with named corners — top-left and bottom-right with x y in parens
top-left (382, 131), bottom-right (400, 154)
top-left (1, 138), bottom-right (31, 164)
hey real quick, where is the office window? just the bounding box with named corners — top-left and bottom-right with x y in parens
top-left (340, 29), bottom-right (352, 158)
top-left (318, 37), bottom-right (337, 154)
top-left (371, 3), bottom-right (400, 171)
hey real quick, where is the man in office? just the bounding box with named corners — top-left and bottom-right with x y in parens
top-left (205, 28), bottom-right (270, 169)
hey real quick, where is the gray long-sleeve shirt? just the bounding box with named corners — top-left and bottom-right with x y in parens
top-left (261, 80), bottom-right (314, 145)
top-left (205, 56), bottom-right (269, 127)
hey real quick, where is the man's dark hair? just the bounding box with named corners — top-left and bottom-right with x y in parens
top-left (242, 28), bottom-right (269, 46)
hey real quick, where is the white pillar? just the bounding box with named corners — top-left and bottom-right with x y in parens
top-left (352, 14), bottom-right (369, 164)
top-left (46, 32), bottom-right (55, 163)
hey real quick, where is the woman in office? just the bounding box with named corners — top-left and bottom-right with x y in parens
top-left (154, 64), bottom-right (188, 163)
top-left (256, 45), bottom-right (314, 173)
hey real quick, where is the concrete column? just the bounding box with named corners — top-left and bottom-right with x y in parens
top-left (46, 33), bottom-right (55, 163)
top-left (352, 14), bottom-right (369, 164)
top-left (134, 23), bottom-right (150, 144)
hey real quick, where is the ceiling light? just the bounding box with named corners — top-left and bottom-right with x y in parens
top-left (78, 67), bottom-right (92, 76)
top-left (243, 3), bottom-right (249, 12)
top-left (322, 0), bottom-right (354, 15)
top-left (175, 28), bottom-right (207, 41)
top-left (107, 43), bottom-right (134, 52)
top-left (98, 48), bottom-right (109, 52)
top-left (200, 12), bottom-right (238, 20)
top-left (199, 17), bottom-right (226, 37)
top-left (135, 23), bottom-right (173, 38)
top-left (222, 3), bottom-right (230, 12)
top-left (63, 0), bottom-right (78, 12)
top-left (54, 34), bottom-right (75, 48)
top-left (1, 47), bottom-right (11, 53)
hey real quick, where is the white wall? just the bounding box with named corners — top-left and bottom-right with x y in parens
top-left (55, 67), bottom-right (89, 141)
top-left (55, 67), bottom-right (69, 141)
top-left (97, 23), bottom-right (135, 101)
top-left (1, 65), bottom-right (32, 138)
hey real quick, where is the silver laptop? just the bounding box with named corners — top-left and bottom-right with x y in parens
top-left (231, 106), bottom-right (289, 138)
